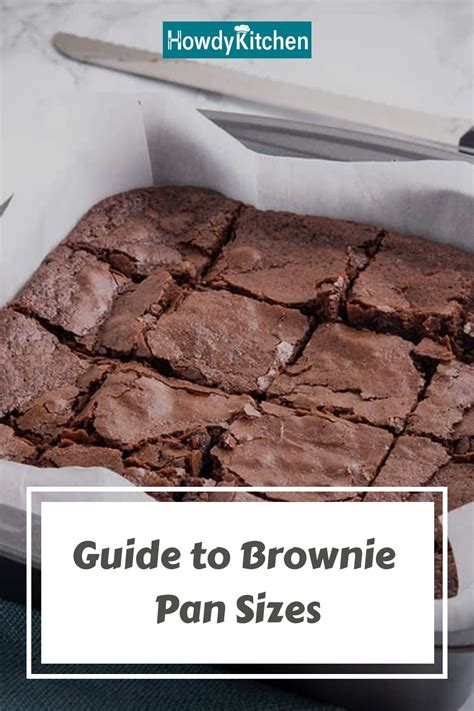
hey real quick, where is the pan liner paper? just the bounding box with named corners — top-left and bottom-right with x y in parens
top-left (1, 91), bottom-right (473, 645)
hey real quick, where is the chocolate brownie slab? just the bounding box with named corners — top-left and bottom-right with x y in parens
top-left (206, 207), bottom-right (383, 317)
top-left (347, 232), bottom-right (474, 343)
top-left (2, 186), bottom-right (472, 597)
top-left (15, 238), bottom-right (183, 355)
top-left (407, 360), bottom-right (474, 447)
top-left (211, 401), bottom-right (393, 501)
top-left (66, 187), bottom-right (241, 279)
top-left (268, 323), bottom-right (423, 431)
top-left (139, 289), bottom-right (309, 394)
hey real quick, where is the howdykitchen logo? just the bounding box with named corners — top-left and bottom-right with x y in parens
top-left (163, 21), bottom-right (312, 59)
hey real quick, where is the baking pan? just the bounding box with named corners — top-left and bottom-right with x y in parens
top-left (1, 94), bottom-right (472, 710)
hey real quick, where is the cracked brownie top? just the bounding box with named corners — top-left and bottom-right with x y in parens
top-left (1, 186), bottom-right (473, 598)
top-left (66, 186), bottom-right (241, 279)
top-left (206, 207), bottom-right (384, 317)
top-left (347, 232), bottom-right (474, 343)
top-left (138, 289), bottom-right (309, 394)
top-left (267, 322), bottom-right (423, 431)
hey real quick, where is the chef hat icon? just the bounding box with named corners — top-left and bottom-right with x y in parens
top-left (234, 24), bottom-right (251, 34)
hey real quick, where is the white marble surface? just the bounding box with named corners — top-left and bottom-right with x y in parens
top-left (2, 0), bottom-right (473, 158)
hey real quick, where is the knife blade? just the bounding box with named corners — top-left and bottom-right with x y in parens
top-left (52, 33), bottom-right (473, 150)
top-left (201, 110), bottom-right (473, 162)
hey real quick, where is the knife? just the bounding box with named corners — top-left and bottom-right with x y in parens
top-left (200, 110), bottom-right (473, 162)
top-left (52, 32), bottom-right (474, 157)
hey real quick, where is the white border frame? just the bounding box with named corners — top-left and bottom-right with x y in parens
top-left (26, 485), bottom-right (448, 680)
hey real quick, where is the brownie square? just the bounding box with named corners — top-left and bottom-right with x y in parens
top-left (72, 364), bottom-right (253, 448)
top-left (369, 435), bottom-right (449, 497)
top-left (138, 289), bottom-right (309, 394)
top-left (347, 232), bottom-right (474, 343)
top-left (407, 360), bottom-right (474, 444)
top-left (13, 247), bottom-right (129, 350)
top-left (206, 207), bottom-right (383, 317)
top-left (268, 323), bottom-right (423, 431)
top-left (59, 364), bottom-right (255, 481)
top-left (39, 443), bottom-right (125, 475)
top-left (94, 271), bottom-right (180, 356)
top-left (14, 240), bottom-right (184, 355)
top-left (0, 309), bottom-right (90, 418)
top-left (211, 401), bottom-right (393, 500)
top-left (66, 187), bottom-right (241, 279)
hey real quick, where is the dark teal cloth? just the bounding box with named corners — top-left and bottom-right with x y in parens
top-left (1, 598), bottom-right (344, 710)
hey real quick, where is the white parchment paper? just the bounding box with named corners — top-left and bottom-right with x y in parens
top-left (1, 92), bottom-right (473, 642)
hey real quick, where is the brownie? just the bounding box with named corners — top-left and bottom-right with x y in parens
top-left (211, 401), bottom-right (393, 501)
top-left (66, 187), bottom-right (241, 279)
top-left (2, 186), bottom-right (473, 598)
top-left (13, 247), bottom-right (128, 350)
top-left (347, 232), bottom-right (474, 343)
top-left (0, 310), bottom-right (90, 418)
top-left (138, 289), bottom-right (309, 394)
top-left (208, 490), bottom-right (263, 502)
top-left (125, 430), bottom-right (217, 481)
top-left (268, 323), bottom-right (423, 431)
top-left (206, 207), bottom-right (383, 317)
top-left (0, 424), bottom-right (37, 463)
top-left (94, 271), bottom-right (180, 356)
top-left (13, 246), bottom-right (182, 355)
top-left (430, 461), bottom-right (474, 515)
top-left (407, 360), bottom-right (474, 445)
top-left (369, 435), bottom-right (450, 498)
top-left (71, 364), bottom-right (253, 448)
top-left (52, 364), bottom-right (255, 481)
top-left (39, 443), bottom-right (125, 475)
